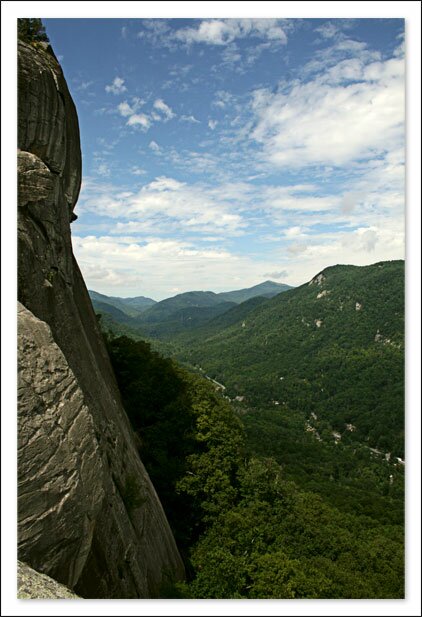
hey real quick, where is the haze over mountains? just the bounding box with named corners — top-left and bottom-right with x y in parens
top-left (89, 280), bottom-right (292, 336)
top-left (88, 290), bottom-right (156, 317)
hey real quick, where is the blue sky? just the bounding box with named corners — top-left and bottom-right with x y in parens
top-left (43, 17), bottom-right (405, 300)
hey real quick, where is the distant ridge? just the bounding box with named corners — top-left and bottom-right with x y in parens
top-left (217, 280), bottom-right (292, 304)
top-left (89, 280), bottom-right (293, 336)
top-left (88, 290), bottom-right (156, 318)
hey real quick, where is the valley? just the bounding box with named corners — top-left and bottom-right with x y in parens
top-left (15, 15), bottom-right (408, 602)
top-left (97, 260), bottom-right (405, 598)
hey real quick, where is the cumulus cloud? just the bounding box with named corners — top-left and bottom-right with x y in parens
top-left (73, 22), bottom-right (405, 300)
top-left (250, 47), bottom-right (404, 169)
top-left (78, 173), bottom-right (402, 246)
top-left (74, 171), bottom-right (404, 299)
top-left (153, 98), bottom-right (175, 120)
top-left (76, 175), bottom-right (247, 237)
top-left (221, 44), bottom-right (242, 64)
top-left (117, 101), bottom-right (134, 117)
top-left (73, 235), bottom-right (240, 298)
top-left (105, 76), bottom-right (127, 95)
top-left (174, 19), bottom-right (288, 46)
top-left (117, 98), bottom-right (150, 129)
top-left (284, 226), bottom-right (304, 237)
top-left (126, 114), bottom-right (151, 129)
top-left (341, 228), bottom-right (379, 253)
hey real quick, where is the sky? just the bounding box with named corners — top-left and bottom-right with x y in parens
top-left (42, 17), bottom-right (405, 300)
top-left (2, 7), bottom-right (421, 615)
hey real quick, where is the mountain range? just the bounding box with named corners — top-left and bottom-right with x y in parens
top-left (89, 280), bottom-right (292, 336)
top-left (92, 261), bottom-right (404, 458)
top-left (173, 260), bottom-right (405, 457)
top-left (88, 290), bottom-right (156, 317)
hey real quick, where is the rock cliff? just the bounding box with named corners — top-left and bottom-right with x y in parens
top-left (17, 40), bottom-right (184, 598)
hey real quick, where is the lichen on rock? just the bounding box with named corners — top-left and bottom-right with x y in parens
top-left (18, 561), bottom-right (81, 599)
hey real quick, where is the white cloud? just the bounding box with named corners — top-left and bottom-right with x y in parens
top-left (117, 101), bottom-right (134, 117)
top-left (284, 226), bottom-right (304, 237)
top-left (74, 168), bottom-right (404, 298)
top-left (174, 19), bottom-right (287, 46)
top-left (149, 140), bottom-right (161, 153)
top-left (250, 48), bottom-right (404, 169)
top-left (73, 221), bottom-right (404, 300)
top-left (72, 232), bottom-right (307, 300)
top-left (315, 22), bottom-right (341, 40)
top-left (137, 19), bottom-right (171, 45)
top-left (94, 162), bottom-right (110, 177)
top-left (75, 80), bottom-right (93, 92)
top-left (131, 166), bottom-right (147, 176)
top-left (221, 44), bottom-right (241, 64)
top-left (126, 114), bottom-right (151, 129)
top-left (76, 175), bottom-right (247, 237)
top-left (212, 90), bottom-right (234, 109)
top-left (264, 270), bottom-right (289, 280)
top-left (73, 235), bottom-right (243, 298)
top-left (262, 186), bottom-right (338, 213)
top-left (165, 149), bottom-right (220, 175)
top-left (117, 98), bottom-right (149, 129)
top-left (341, 191), bottom-right (365, 214)
top-left (180, 114), bottom-right (200, 124)
top-left (208, 119), bottom-right (218, 130)
top-left (153, 98), bottom-right (175, 120)
top-left (105, 76), bottom-right (127, 95)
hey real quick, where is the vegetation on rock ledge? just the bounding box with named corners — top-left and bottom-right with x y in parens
top-left (18, 19), bottom-right (49, 44)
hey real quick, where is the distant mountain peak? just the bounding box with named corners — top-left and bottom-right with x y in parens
top-left (217, 280), bottom-right (293, 304)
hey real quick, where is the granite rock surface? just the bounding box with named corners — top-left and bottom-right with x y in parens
top-left (18, 561), bottom-right (81, 599)
top-left (17, 39), bottom-right (184, 599)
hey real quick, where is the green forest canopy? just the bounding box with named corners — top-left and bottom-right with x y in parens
top-left (105, 332), bottom-right (404, 599)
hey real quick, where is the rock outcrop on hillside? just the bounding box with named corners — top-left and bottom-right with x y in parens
top-left (17, 40), bottom-right (184, 598)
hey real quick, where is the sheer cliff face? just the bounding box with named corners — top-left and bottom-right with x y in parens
top-left (17, 40), bottom-right (184, 598)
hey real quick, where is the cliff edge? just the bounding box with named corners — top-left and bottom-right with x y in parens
top-left (17, 39), bottom-right (184, 598)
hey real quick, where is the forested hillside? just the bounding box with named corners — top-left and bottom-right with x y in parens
top-left (95, 259), bottom-right (405, 598)
top-left (173, 260), bottom-right (404, 457)
top-left (103, 330), bottom-right (404, 599)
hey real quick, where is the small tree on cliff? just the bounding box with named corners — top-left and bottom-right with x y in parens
top-left (17, 19), bottom-right (49, 44)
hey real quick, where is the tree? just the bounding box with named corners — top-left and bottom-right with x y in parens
top-left (18, 18), bottom-right (49, 43)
